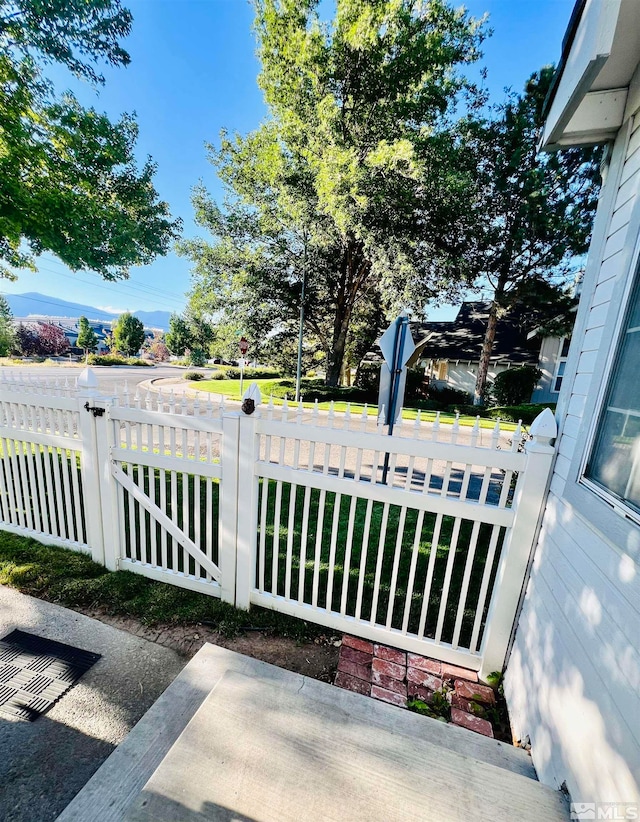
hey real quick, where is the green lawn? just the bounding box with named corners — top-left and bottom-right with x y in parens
top-left (190, 378), bottom-right (517, 431)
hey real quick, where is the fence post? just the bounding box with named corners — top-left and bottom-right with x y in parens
top-left (478, 408), bottom-right (557, 681)
top-left (235, 409), bottom-right (260, 610)
top-left (219, 412), bottom-right (240, 605)
top-left (76, 367), bottom-right (118, 569)
top-left (76, 369), bottom-right (105, 565)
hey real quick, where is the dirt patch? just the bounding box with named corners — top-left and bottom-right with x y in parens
top-left (78, 606), bottom-right (340, 683)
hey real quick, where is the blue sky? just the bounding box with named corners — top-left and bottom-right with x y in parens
top-left (2, 0), bottom-right (576, 320)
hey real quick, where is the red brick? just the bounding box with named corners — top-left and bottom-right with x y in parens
top-left (407, 667), bottom-right (442, 691)
top-left (451, 707), bottom-right (494, 738)
top-left (407, 654), bottom-right (442, 675)
top-left (371, 657), bottom-right (405, 681)
top-left (454, 679), bottom-right (496, 705)
top-left (335, 671), bottom-right (371, 696)
top-left (371, 670), bottom-right (407, 695)
top-left (342, 635), bottom-right (374, 655)
top-left (337, 658), bottom-right (371, 682)
top-left (374, 644), bottom-right (407, 666)
top-left (441, 663), bottom-right (478, 682)
top-left (407, 684), bottom-right (435, 703)
top-left (448, 692), bottom-right (475, 713)
top-left (341, 645), bottom-right (373, 667)
top-left (371, 685), bottom-right (407, 708)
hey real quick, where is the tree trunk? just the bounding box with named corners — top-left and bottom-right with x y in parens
top-left (326, 318), bottom-right (349, 386)
top-left (474, 300), bottom-right (499, 405)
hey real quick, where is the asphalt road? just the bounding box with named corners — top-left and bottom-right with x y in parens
top-left (0, 364), bottom-right (192, 396)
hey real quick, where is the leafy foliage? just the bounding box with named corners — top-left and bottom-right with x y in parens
top-left (76, 316), bottom-right (98, 354)
top-left (460, 69), bottom-right (601, 403)
top-left (0, 0), bottom-right (180, 278)
top-left (181, 0), bottom-right (488, 385)
top-left (489, 366), bottom-right (542, 406)
top-left (0, 293), bottom-right (14, 355)
top-left (113, 312), bottom-right (145, 356)
top-left (13, 321), bottom-right (68, 356)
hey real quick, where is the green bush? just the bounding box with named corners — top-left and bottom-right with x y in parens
top-left (88, 354), bottom-right (148, 367)
top-left (223, 366), bottom-right (281, 380)
top-left (484, 403), bottom-right (556, 426)
top-left (489, 366), bottom-right (542, 406)
top-left (189, 348), bottom-right (208, 367)
top-left (185, 371), bottom-right (205, 381)
top-left (208, 371), bottom-right (226, 380)
top-left (355, 362), bottom-right (426, 404)
top-left (426, 385), bottom-right (470, 408)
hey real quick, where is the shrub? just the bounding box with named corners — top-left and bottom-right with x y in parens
top-left (223, 366), bottom-right (281, 380)
top-left (208, 371), bottom-right (226, 380)
top-left (189, 348), bottom-right (208, 367)
top-left (185, 371), bottom-right (205, 381)
top-left (489, 366), bottom-right (542, 406)
top-left (484, 403), bottom-right (556, 426)
top-left (88, 354), bottom-right (148, 366)
top-left (425, 385), bottom-right (470, 408)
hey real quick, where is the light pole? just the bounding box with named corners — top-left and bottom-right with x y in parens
top-left (295, 257), bottom-right (307, 404)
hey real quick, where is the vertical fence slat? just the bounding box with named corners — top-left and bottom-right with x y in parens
top-left (417, 513), bottom-right (444, 640)
top-left (369, 502), bottom-right (390, 626)
top-left (451, 520), bottom-right (482, 649)
top-left (385, 506), bottom-right (407, 628)
top-left (340, 496), bottom-right (358, 616)
top-left (469, 525), bottom-right (501, 654)
top-left (434, 517), bottom-right (462, 643)
top-left (401, 509), bottom-right (425, 634)
top-left (297, 485), bottom-right (311, 605)
top-left (354, 498), bottom-right (374, 621)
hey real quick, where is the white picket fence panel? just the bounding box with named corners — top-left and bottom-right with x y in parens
top-left (0, 370), bottom-right (557, 677)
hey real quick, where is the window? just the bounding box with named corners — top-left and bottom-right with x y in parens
top-left (585, 275), bottom-right (640, 515)
top-left (552, 337), bottom-right (571, 393)
top-left (436, 361), bottom-right (448, 381)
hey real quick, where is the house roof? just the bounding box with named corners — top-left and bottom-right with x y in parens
top-left (413, 302), bottom-right (541, 365)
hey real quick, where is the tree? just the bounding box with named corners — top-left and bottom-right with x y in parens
top-left (77, 316), bottom-right (98, 358)
top-left (462, 69), bottom-right (601, 404)
top-left (0, 0), bottom-right (181, 279)
top-left (0, 293), bottom-right (14, 355)
top-left (181, 0), bottom-right (488, 385)
top-left (13, 323), bottom-right (39, 356)
top-left (37, 323), bottom-right (70, 356)
top-left (165, 313), bottom-right (193, 357)
top-left (146, 332), bottom-right (170, 362)
top-left (113, 312), bottom-right (145, 356)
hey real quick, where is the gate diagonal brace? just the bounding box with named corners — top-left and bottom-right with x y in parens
top-left (111, 463), bottom-right (222, 582)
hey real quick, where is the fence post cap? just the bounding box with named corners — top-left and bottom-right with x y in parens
top-left (528, 406), bottom-right (557, 446)
top-left (77, 366), bottom-right (99, 395)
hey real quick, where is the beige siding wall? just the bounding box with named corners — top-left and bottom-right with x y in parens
top-left (504, 111), bottom-right (640, 803)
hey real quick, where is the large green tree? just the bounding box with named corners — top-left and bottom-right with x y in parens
top-left (0, 292), bottom-right (13, 355)
top-left (462, 69), bottom-right (601, 404)
top-left (0, 0), bottom-right (180, 279)
top-left (113, 312), bottom-right (145, 356)
top-left (77, 315), bottom-right (98, 358)
top-left (182, 0), bottom-right (487, 385)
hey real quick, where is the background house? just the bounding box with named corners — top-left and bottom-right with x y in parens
top-left (413, 302), bottom-right (566, 402)
top-left (504, 0), bottom-right (640, 807)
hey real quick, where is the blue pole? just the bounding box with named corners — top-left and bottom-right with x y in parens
top-left (381, 316), bottom-right (408, 484)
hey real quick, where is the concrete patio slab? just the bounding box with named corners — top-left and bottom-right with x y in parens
top-left (0, 586), bottom-right (184, 822)
top-left (61, 644), bottom-right (567, 822)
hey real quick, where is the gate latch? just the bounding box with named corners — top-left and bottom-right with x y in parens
top-left (84, 402), bottom-right (105, 418)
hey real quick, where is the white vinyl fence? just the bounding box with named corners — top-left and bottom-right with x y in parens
top-left (0, 369), bottom-right (557, 678)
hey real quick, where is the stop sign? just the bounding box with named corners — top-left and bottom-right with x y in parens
top-left (239, 336), bottom-right (249, 355)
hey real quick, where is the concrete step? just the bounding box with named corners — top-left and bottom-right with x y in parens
top-left (58, 645), bottom-right (568, 822)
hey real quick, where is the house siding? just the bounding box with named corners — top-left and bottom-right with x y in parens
top-left (504, 107), bottom-right (640, 804)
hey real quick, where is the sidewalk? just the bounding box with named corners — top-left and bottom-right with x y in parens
top-left (0, 587), bottom-right (184, 822)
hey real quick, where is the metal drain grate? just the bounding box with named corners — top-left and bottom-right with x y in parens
top-left (0, 630), bottom-right (101, 720)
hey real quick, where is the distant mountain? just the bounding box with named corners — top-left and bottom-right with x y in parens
top-left (4, 292), bottom-right (171, 331)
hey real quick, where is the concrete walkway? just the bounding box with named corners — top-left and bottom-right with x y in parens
top-left (0, 587), bottom-right (185, 822)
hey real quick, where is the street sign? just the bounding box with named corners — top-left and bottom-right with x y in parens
top-left (239, 336), bottom-right (249, 355)
top-left (377, 313), bottom-right (416, 427)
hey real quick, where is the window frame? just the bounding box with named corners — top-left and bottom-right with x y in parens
top-left (563, 174), bottom-right (640, 547)
top-left (551, 337), bottom-right (570, 394)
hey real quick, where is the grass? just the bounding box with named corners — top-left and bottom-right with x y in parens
top-left (0, 530), bottom-right (320, 640)
top-left (190, 378), bottom-right (517, 431)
